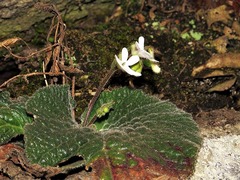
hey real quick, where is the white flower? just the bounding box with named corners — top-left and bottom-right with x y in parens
top-left (151, 63), bottom-right (161, 74)
top-left (135, 36), bottom-right (158, 62)
top-left (115, 47), bottom-right (142, 77)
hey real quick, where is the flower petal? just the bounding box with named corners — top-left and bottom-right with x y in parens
top-left (125, 55), bottom-right (140, 66)
top-left (138, 36), bottom-right (145, 50)
top-left (115, 55), bottom-right (125, 70)
top-left (115, 54), bottom-right (141, 76)
top-left (137, 47), bottom-right (154, 60)
top-left (151, 63), bottom-right (161, 74)
top-left (148, 58), bottom-right (159, 63)
top-left (121, 47), bottom-right (129, 63)
top-left (123, 65), bottom-right (142, 77)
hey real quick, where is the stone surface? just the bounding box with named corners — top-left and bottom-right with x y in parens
top-left (0, 0), bottom-right (114, 38)
top-left (191, 135), bottom-right (240, 180)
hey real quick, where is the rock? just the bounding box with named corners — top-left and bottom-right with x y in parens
top-left (0, 0), bottom-right (115, 38)
top-left (191, 135), bottom-right (240, 180)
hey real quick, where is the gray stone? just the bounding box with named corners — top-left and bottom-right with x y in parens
top-left (191, 135), bottom-right (240, 180)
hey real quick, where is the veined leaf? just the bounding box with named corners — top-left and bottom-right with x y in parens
top-left (25, 85), bottom-right (103, 166)
top-left (0, 91), bottom-right (11, 106)
top-left (0, 91), bottom-right (32, 144)
top-left (25, 85), bottom-right (201, 179)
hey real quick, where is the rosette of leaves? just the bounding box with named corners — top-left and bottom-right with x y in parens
top-left (24, 85), bottom-right (201, 179)
top-left (0, 91), bottom-right (32, 144)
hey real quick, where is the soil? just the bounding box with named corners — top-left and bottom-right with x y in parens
top-left (0, 0), bottom-right (240, 179)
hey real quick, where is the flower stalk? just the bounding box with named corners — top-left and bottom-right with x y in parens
top-left (82, 36), bottom-right (161, 126)
top-left (82, 65), bottom-right (117, 126)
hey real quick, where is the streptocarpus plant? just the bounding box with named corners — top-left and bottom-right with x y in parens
top-left (82, 36), bottom-right (161, 126)
top-left (0, 37), bottom-right (201, 179)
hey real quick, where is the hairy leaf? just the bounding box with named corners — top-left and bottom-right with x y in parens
top-left (25, 85), bottom-right (201, 178)
top-left (0, 91), bottom-right (32, 144)
top-left (25, 85), bottom-right (103, 166)
top-left (0, 91), bottom-right (11, 106)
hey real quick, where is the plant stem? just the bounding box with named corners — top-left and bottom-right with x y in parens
top-left (82, 62), bottom-right (117, 126)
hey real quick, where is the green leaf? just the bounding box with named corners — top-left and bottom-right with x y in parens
top-left (25, 85), bottom-right (103, 166)
top-left (86, 87), bottom-right (202, 178)
top-left (0, 91), bottom-right (32, 144)
top-left (0, 91), bottom-right (11, 106)
top-left (26, 85), bottom-right (76, 124)
top-left (25, 86), bottom-right (201, 178)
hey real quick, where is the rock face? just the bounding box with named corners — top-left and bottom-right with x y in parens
top-left (191, 135), bottom-right (240, 180)
top-left (0, 0), bottom-right (115, 38)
